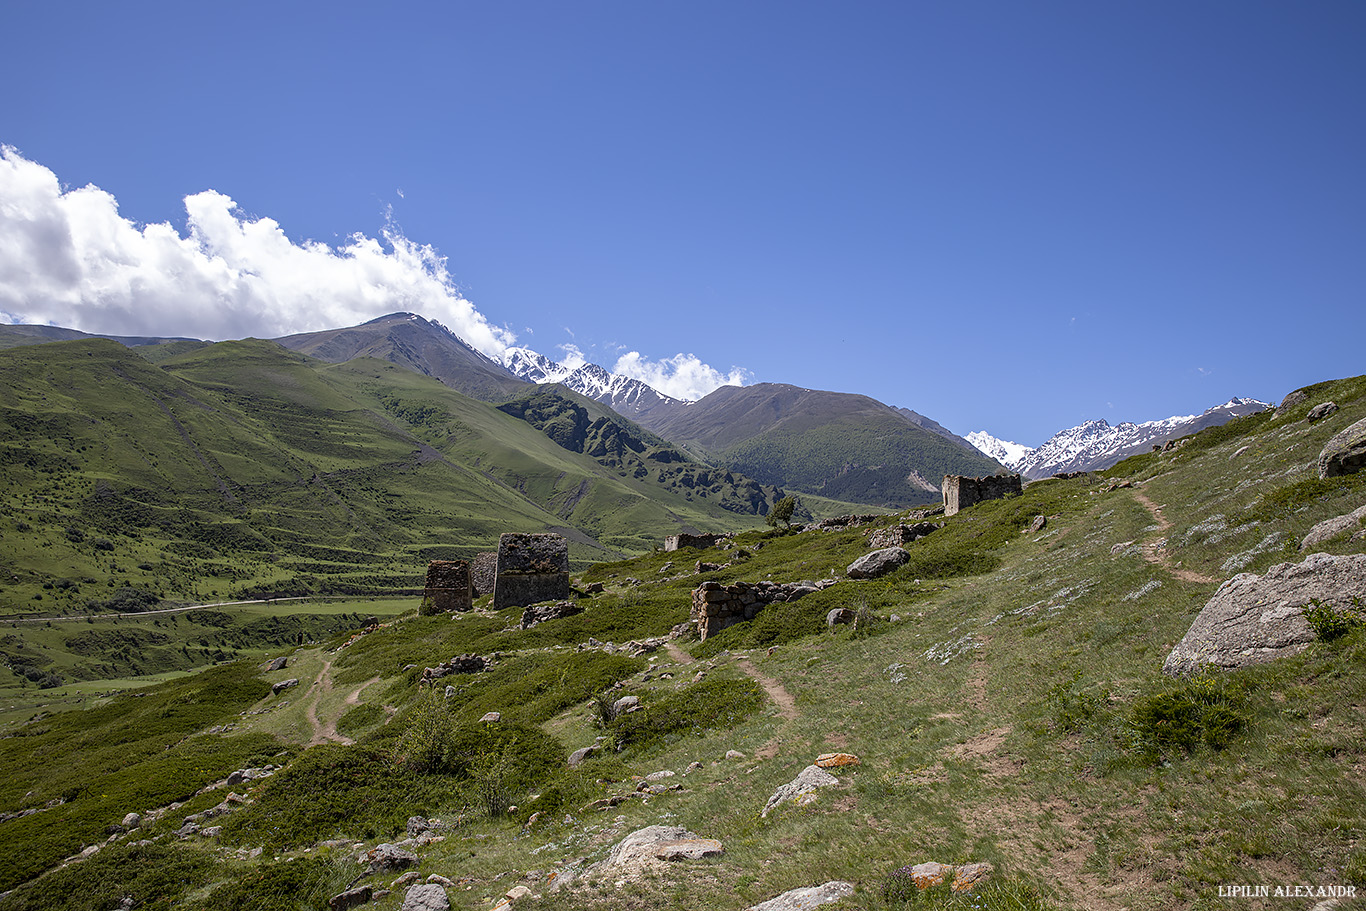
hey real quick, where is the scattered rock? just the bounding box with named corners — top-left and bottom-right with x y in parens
top-left (1230, 445), bottom-right (1250, 460)
top-left (121, 812), bottom-right (141, 830)
top-left (645, 769), bottom-right (676, 781)
top-left (406, 816), bottom-right (431, 837)
top-left (426, 874), bottom-right (455, 887)
top-left (1308, 401), bottom-right (1340, 421)
top-left (391, 871), bottom-right (423, 889)
top-left (744, 881), bottom-right (855, 911)
top-left (887, 861), bottom-right (995, 894)
top-left (568, 745), bottom-right (599, 767)
top-left (1163, 553), bottom-right (1366, 676)
top-left (762, 765), bottom-right (840, 816)
top-left (520, 600), bottom-right (584, 630)
top-left (1276, 388), bottom-right (1309, 417)
top-left (593, 825), bottom-right (722, 876)
top-left (611, 695), bottom-right (640, 716)
top-left (1028, 515), bottom-right (1047, 533)
top-left (328, 886), bottom-right (373, 911)
top-left (479, 712), bottom-right (502, 723)
top-left (1318, 417), bottom-right (1366, 478)
top-left (846, 547), bottom-right (910, 579)
top-left (814, 752), bottom-right (860, 769)
top-left (265, 656), bottom-right (288, 672)
top-left (420, 655), bottom-right (489, 684)
top-left (725, 750), bottom-right (746, 761)
top-left (585, 582), bottom-right (605, 594)
top-left (271, 678), bottom-right (299, 695)
top-left (867, 522), bottom-right (940, 550)
top-left (952, 862), bottom-right (995, 892)
top-left (1301, 504), bottom-right (1366, 551)
top-left (826, 608), bottom-right (855, 630)
top-left (366, 843), bottom-right (419, 874)
top-left (399, 883), bottom-right (449, 911)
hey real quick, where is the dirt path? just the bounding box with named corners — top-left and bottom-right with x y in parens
top-left (667, 642), bottom-right (799, 723)
top-left (303, 656), bottom-right (375, 747)
top-left (1132, 489), bottom-right (1219, 584)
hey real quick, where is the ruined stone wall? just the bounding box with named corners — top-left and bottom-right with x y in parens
top-left (664, 532), bottom-right (726, 552)
top-left (421, 560), bottom-right (472, 615)
top-left (471, 552), bottom-right (498, 596)
top-left (942, 474), bottom-right (1022, 517)
top-left (492, 533), bottom-right (570, 609)
top-left (866, 522), bottom-right (941, 550)
top-left (690, 579), bottom-right (829, 641)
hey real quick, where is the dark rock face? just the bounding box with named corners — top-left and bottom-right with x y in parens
top-left (493, 533), bottom-right (570, 609)
top-left (847, 547), bottom-right (910, 579)
top-left (1318, 416), bottom-right (1366, 479)
top-left (942, 474), bottom-right (1021, 516)
top-left (1163, 553), bottom-right (1366, 676)
top-left (422, 560), bottom-right (472, 615)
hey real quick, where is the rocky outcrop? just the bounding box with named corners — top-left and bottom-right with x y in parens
top-left (1301, 505), bottom-right (1366, 551)
top-left (1276, 388), bottom-right (1309, 417)
top-left (493, 533), bottom-right (570, 610)
top-left (421, 560), bottom-right (472, 615)
top-left (1318, 416), bottom-right (1366, 478)
top-left (365, 843), bottom-right (419, 874)
top-left (1163, 553), bottom-right (1366, 676)
top-left (847, 547), bottom-right (909, 579)
top-left (590, 825), bottom-right (723, 878)
top-left (420, 654), bottom-right (489, 684)
top-left (744, 881), bottom-right (855, 911)
top-left (762, 765), bottom-right (840, 816)
top-left (1308, 402), bottom-right (1340, 421)
top-left (691, 580), bottom-right (834, 641)
top-left (328, 886), bottom-right (373, 911)
top-left (399, 883), bottom-right (449, 911)
top-left (942, 474), bottom-right (1021, 516)
top-left (520, 600), bottom-right (584, 629)
top-left (271, 678), bottom-right (299, 695)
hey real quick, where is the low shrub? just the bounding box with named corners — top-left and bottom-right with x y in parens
top-left (1125, 674), bottom-right (1248, 763)
top-left (195, 853), bottom-right (348, 911)
top-left (0, 842), bottom-right (214, 911)
top-left (1303, 598), bottom-right (1364, 642)
top-left (610, 676), bottom-right (764, 753)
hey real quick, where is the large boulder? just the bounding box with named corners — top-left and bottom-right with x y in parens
top-left (1163, 553), bottom-right (1366, 676)
top-left (1301, 504), bottom-right (1366, 551)
top-left (762, 765), bottom-right (840, 816)
top-left (590, 825), bottom-right (723, 878)
top-left (744, 881), bottom-right (855, 911)
top-left (847, 547), bottom-right (910, 579)
top-left (400, 884), bottom-right (449, 911)
top-left (1318, 416), bottom-right (1366, 478)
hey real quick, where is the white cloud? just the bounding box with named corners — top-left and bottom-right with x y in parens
top-left (0, 147), bottom-right (515, 356)
top-left (612, 351), bottom-right (750, 401)
top-left (555, 343), bottom-right (590, 372)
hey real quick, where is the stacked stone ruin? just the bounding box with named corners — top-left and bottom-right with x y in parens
top-left (663, 532), bottom-right (728, 552)
top-left (690, 579), bottom-right (835, 641)
top-left (421, 560), bottom-right (472, 615)
top-left (492, 532), bottom-right (570, 609)
top-left (866, 522), bottom-right (941, 550)
top-left (520, 600), bottom-right (584, 630)
top-left (420, 654), bottom-right (489, 684)
top-left (471, 552), bottom-right (498, 597)
top-left (941, 474), bottom-right (1022, 517)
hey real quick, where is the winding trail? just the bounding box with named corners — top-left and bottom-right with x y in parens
top-left (302, 655), bottom-right (380, 747)
top-left (1132, 489), bottom-right (1219, 584)
top-left (667, 642), bottom-right (799, 722)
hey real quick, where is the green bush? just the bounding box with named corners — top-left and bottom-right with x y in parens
top-left (1303, 598), bottom-right (1364, 642)
top-left (0, 843), bottom-right (214, 911)
top-left (610, 676), bottom-right (764, 753)
top-left (195, 854), bottom-right (346, 911)
top-left (1126, 674), bottom-right (1247, 763)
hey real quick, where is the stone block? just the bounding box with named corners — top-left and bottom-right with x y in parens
top-left (422, 560), bottom-right (472, 615)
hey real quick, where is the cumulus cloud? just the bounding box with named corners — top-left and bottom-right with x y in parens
top-left (613, 351), bottom-right (750, 401)
top-left (0, 147), bottom-right (514, 355)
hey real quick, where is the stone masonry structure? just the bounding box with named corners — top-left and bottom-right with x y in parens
top-left (471, 552), bottom-right (498, 596)
top-left (664, 533), bottom-right (727, 552)
top-left (492, 533), bottom-right (570, 610)
top-left (691, 579), bottom-right (834, 641)
top-left (942, 474), bottom-right (1022, 517)
top-left (421, 560), bottom-right (473, 615)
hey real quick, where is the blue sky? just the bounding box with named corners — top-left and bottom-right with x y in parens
top-left (2, 2), bottom-right (1363, 445)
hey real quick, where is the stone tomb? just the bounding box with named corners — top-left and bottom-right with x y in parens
top-left (421, 560), bottom-right (472, 615)
top-left (663, 532), bottom-right (726, 552)
top-left (942, 474), bottom-right (1022, 517)
top-left (492, 533), bottom-right (570, 610)
top-left (471, 552), bottom-right (498, 597)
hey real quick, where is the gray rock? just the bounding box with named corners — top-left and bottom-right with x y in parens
top-left (567, 745), bottom-right (598, 767)
top-left (1276, 388), bottom-right (1309, 417)
top-left (329, 885), bottom-right (374, 906)
top-left (1319, 417), bottom-right (1366, 478)
top-left (762, 765), bottom-right (840, 816)
top-left (745, 881), bottom-right (856, 911)
top-left (1029, 515), bottom-right (1047, 532)
top-left (595, 825), bottom-right (723, 874)
top-left (611, 695), bottom-right (640, 716)
top-left (826, 608), bottom-right (855, 629)
top-left (400, 883), bottom-right (450, 911)
top-left (271, 678), bottom-right (299, 695)
top-left (366, 843), bottom-right (419, 873)
top-left (1164, 553), bottom-right (1366, 676)
top-left (1308, 401), bottom-right (1340, 421)
top-left (479, 711), bottom-right (502, 723)
top-left (1301, 504), bottom-right (1366, 551)
top-left (266, 656), bottom-right (288, 672)
top-left (121, 812), bottom-right (141, 830)
top-left (406, 816), bottom-right (431, 837)
top-left (847, 547), bottom-right (910, 579)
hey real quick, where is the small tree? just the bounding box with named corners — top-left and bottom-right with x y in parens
top-left (766, 496), bottom-right (797, 528)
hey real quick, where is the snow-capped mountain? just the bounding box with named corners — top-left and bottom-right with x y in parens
top-left (965, 430), bottom-right (1034, 468)
top-left (969, 398), bottom-right (1270, 479)
top-left (502, 346), bottom-right (684, 422)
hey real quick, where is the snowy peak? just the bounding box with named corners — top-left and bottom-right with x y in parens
top-left (501, 347), bottom-right (683, 422)
top-left (965, 431), bottom-right (1034, 468)
top-left (969, 398), bottom-right (1271, 479)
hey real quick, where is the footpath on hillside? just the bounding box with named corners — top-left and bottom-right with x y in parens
top-left (1132, 488), bottom-right (1219, 584)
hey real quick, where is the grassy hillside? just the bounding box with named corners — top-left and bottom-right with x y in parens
top-left (0, 374), bottom-right (1363, 910)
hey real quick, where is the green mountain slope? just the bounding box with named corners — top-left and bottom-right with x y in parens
top-left (643, 382), bottom-right (1003, 507)
top-left (0, 375), bottom-right (1363, 908)
top-left (0, 339), bottom-right (771, 616)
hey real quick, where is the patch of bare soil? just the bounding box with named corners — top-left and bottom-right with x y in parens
top-left (303, 656), bottom-right (363, 747)
top-left (1132, 489), bottom-right (1219, 584)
